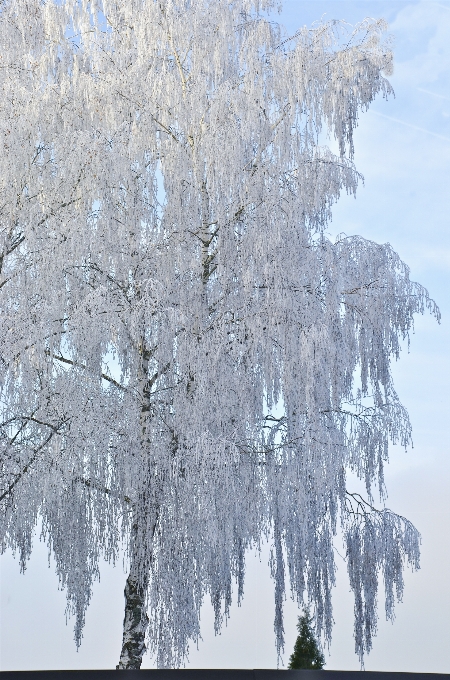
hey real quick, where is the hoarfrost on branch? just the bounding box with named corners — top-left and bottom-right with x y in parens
top-left (0, 0), bottom-right (438, 668)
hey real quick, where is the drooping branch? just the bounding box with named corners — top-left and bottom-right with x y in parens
top-left (0, 430), bottom-right (56, 503)
top-left (48, 352), bottom-right (128, 392)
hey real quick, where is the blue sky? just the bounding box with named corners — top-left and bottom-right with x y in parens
top-left (1, 0), bottom-right (449, 672)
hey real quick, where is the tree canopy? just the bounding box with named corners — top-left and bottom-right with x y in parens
top-left (0, 0), bottom-right (438, 668)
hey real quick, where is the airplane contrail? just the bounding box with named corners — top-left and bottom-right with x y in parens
top-left (417, 87), bottom-right (450, 101)
top-left (370, 109), bottom-right (450, 143)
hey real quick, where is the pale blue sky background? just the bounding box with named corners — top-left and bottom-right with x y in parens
top-left (1, 0), bottom-right (449, 672)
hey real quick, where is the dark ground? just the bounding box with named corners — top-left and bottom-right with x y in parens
top-left (0, 671), bottom-right (449, 680)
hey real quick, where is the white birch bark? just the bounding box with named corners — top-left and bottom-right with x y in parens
top-left (117, 537), bottom-right (150, 669)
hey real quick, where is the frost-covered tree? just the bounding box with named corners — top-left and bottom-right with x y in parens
top-left (0, 0), bottom-right (439, 670)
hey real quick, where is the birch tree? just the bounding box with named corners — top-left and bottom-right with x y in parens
top-left (0, 0), bottom-right (438, 669)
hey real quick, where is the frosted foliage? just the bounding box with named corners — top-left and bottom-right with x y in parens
top-left (0, 0), bottom-right (438, 668)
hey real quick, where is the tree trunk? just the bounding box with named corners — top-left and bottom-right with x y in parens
top-left (116, 504), bottom-right (155, 668)
top-left (116, 566), bottom-right (149, 669)
top-left (116, 510), bottom-right (153, 669)
top-left (116, 337), bottom-right (156, 669)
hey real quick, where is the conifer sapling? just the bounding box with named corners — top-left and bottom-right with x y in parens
top-left (288, 611), bottom-right (325, 670)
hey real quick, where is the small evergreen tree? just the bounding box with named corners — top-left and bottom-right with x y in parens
top-left (288, 611), bottom-right (325, 670)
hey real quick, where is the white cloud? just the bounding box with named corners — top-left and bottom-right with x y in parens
top-left (390, 1), bottom-right (450, 87)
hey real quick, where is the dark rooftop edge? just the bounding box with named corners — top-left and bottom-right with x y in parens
top-left (0, 670), bottom-right (449, 679)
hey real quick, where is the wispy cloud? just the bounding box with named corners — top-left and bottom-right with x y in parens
top-left (433, 2), bottom-right (450, 11)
